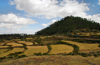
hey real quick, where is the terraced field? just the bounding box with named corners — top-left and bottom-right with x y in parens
top-left (0, 49), bottom-right (9, 54)
top-left (22, 46), bottom-right (48, 55)
top-left (6, 42), bottom-right (23, 47)
top-left (18, 41), bottom-right (33, 45)
top-left (49, 44), bottom-right (73, 54)
top-left (0, 46), bottom-right (9, 48)
top-left (0, 43), bottom-right (5, 46)
top-left (62, 40), bottom-right (100, 53)
top-left (0, 48), bottom-right (25, 57)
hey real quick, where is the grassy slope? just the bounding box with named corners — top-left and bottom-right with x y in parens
top-left (0, 55), bottom-right (100, 65)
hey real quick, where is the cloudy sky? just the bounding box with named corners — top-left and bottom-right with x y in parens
top-left (0, 0), bottom-right (100, 34)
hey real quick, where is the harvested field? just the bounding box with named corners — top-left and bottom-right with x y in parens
top-left (0, 48), bottom-right (25, 57)
top-left (18, 41), bottom-right (26, 43)
top-left (49, 44), bottom-right (73, 54)
top-left (22, 46), bottom-right (48, 56)
top-left (23, 42), bottom-right (33, 45)
top-left (0, 43), bottom-right (5, 46)
top-left (63, 40), bottom-right (100, 53)
top-left (13, 39), bottom-right (21, 41)
top-left (1, 55), bottom-right (100, 65)
top-left (26, 38), bottom-right (33, 40)
top-left (0, 46), bottom-right (9, 48)
top-left (6, 42), bottom-right (23, 47)
top-left (18, 41), bottom-right (33, 45)
top-left (0, 49), bottom-right (8, 54)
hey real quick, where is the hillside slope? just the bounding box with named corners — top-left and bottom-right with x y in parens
top-left (36, 16), bottom-right (100, 35)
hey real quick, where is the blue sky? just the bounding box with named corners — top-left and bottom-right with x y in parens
top-left (0, 0), bottom-right (100, 34)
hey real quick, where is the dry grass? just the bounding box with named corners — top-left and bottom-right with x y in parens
top-left (62, 40), bottom-right (100, 52)
top-left (0, 48), bottom-right (25, 57)
top-left (0, 46), bottom-right (9, 48)
top-left (0, 43), bottom-right (5, 46)
top-left (0, 49), bottom-right (8, 54)
top-left (14, 39), bottom-right (21, 41)
top-left (1, 55), bottom-right (100, 65)
top-left (18, 41), bottom-right (33, 45)
top-left (24, 42), bottom-right (33, 45)
top-left (26, 38), bottom-right (33, 40)
top-left (49, 44), bottom-right (73, 54)
top-left (18, 41), bottom-right (26, 43)
top-left (22, 46), bottom-right (48, 56)
top-left (6, 42), bottom-right (23, 47)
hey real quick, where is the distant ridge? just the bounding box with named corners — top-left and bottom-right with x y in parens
top-left (36, 16), bottom-right (100, 35)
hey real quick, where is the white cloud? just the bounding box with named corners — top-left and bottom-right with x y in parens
top-left (10, 0), bottom-right (89, 19)
top-left (10, 0), bottom-right (100, 25)
top-left (0, 28), bottom-right (41, 34)
top-left (0, 13), bottom-right (38, 34)
top-left (98, 0), bottom-right (100, 5)
top-left (0, 13), bottom-right (37, 25)
top-left (42, 19), bottom-right (57, 26)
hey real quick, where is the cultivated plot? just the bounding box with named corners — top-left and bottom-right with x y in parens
top-left (63, 40), bottom-right (100, 53)
top-left (0, 46), bottom-right (9, 48)
top-left (18, 41), bottom-right (33, 45)
top-left (22, 46), bottom-right (48, 56)
top-left (0, 48), bottom-right (25, 57)
top-left (6, 42), bottom-right (23, 47)
top-left (49, 44), bottom-right (73, 54)
top-left (0, 49), bottom-right (8, 54)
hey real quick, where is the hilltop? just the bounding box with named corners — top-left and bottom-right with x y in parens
top-left (36, 16), bottom-right (100, 35)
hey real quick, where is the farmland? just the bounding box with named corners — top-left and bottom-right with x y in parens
top-left (49, 44), bottom-right (73, 54)
top-left (0, 34), bottom-right (100, 65)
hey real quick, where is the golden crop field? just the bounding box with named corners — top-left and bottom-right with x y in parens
top-left (18, 41), bottom-right (26, 43)
top-left (62, 40), bottom-right (100, 52)
top-left (49, 44), bottom-right (73, 54)
top-left (23, 42), bottom-right (33, 45)
top-left (0, 43), bottom-right (5, 46)
top-left (18, 41), bottom-right (33, 45)
top-left (26, 38), bottom-right (33, 40)
top-left (6, 42), bottom-right (23, 47)
top-left (0, 49), bottom-right (8, 54)
top-left (0, 48), bottom-right (25, 57)
top-left (22, 46), bottom-right (48, 56)
top-left (0, 46), bottom-right (9, 48)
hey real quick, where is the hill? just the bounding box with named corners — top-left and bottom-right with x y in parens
top-left (35, 16), bottom-right (100, 35)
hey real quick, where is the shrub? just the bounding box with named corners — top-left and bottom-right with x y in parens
top-left (81, 53), bottom-right (88, 57)
top-left (34, 52), bottom-right (42, 56)
top-left (46, 43), bottom-right (52, 53)
top-left (98, 44), bottom-right (100, 47)
top-left (94, 54), bottom-right (98, 57)
top-left (43, 53), bottom-right (48, 55)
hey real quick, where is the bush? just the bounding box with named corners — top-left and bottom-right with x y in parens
top-left (98, 44), bottom-right (100, 47)
top-left (81, 53), bottom-right (88, 57)
top-left (34, 52), bottom-right (42, 56)
top-left (94, 54), bottom-right (98, 57)
top-left (43, 53), bottom-right (48, 55)
top-left (8, 56), bottom-right (13, 58)
top-left (46, 43), bottom-right (52, 53)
